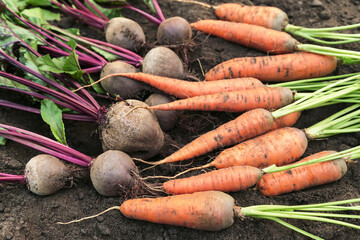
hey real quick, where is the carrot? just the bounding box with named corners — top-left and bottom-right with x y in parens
top-left (120, 191), bottom-right (235, 231)
top-left (204, 52), bottom-right (338, 82)
top-left (268, 111), bottom-right (301, 131)
top-left (163, 166), bottom-right (262, 195)
top-left (258, 150), bottom-right (347, 196)
top-left (59, 190), bottom-right (360, 238)
top-left (95, 72), bottom-right (264, 98)
top-left (149, 108), bottom-right (301, 165)
top-left (191, 20), bottom-right (297, 54)
top-left (148, 87), bottom-right (294, 112)
top-left (215, 3), bottom-right (288, 31)
top-left (209, 127), bottom-right (308, 169)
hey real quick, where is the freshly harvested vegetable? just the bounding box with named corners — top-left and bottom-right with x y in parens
top-left (163, 166), bottom-right (263, 194)
top-left (157, 16), bottom-right (192, 45)
top-left (204, 52), bottom-right (338, 82)
top-left (214, 3), bottom-right (360, 45)
top-left (258, 151), bottom-right (347, 197)
top-left (145, 93), bottom-right (178, 132)
top-left (142, 46), bottom-right (185, 79)
top-left (210, 127), bottom-right (308, 169)
top-left (191, 20), bottom-right (297, 54)
top-left (24, 154), bottom-right (70, 196)
top-left (93, 72), bottom-right (264, 98)
top-left (100, 61), bottom-right (148, 99)
top-left (58, 191), bottom-right (360, 239)
top-left (104, 17), bottom-right (145, 52)
top-left (0, 124), bottom-right (142, 196)
top-left (146, 87), bottom-right (294, 112)
top-left (101, 100), bottom-right (164, 159)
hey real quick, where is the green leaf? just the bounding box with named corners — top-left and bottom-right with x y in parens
top-left (90, 45), bottom-right (118, 61)
top-left (21, 7), bottom-right (60, 26)
top-left (40, 99), bottom-right (67, 145)
top-left (89, 0), bottom-right (124, 18)
top-left (0, 128), bottom-right (7, 146)
top-left (2, 0), bottom-right (27, 13)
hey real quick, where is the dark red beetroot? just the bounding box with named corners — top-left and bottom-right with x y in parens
top-left (145, 93), bottom-right (178, 132)
top-left (100, 61), bottom-right (149, 99)
top-left (157, 16), bottom-right (192, 45)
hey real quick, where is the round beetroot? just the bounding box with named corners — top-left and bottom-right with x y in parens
top-left (90, 150), bottom-right (138, 196)
top-left (105, 17), bottom-right (145, 52)
top-left (100, 61), bottom-right (148, 98)
top-left (142, 46), bottom-right (184, 79)
top-left (157, 16), bottom-right (192, 45)
top-left (100, 99), bottom-right (164, 159)
top-left (24, 154), bottom-right (70, 195)
top-left (145, 93), bottom-right (178, 132)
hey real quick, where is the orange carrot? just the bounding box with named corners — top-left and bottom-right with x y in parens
top-left (120, 191), bottom-right (236, 231)
top-left (257, 151), bottom-right (348, 196)
top-left (149, 108), bottom-right (299, 165)
top-left (268, 111), bottom-right (301, 131)
top-left (210, 127), bottom-right (308, 169)
top-left (99, 72), bottom-right (264, 98)
top-left (191, 20), bottom-right (297, 54)
top-left (148, 87), bottom-right (294, 112)
top-left (163, 166), bottom-right (262, 195)
top-left (204, 52), bottom-right (338, 82)
top-left (215, 3), bottom-right (288, 31)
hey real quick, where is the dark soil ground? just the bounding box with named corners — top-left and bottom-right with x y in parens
top-left (1, 0), bottom-right (360, 239)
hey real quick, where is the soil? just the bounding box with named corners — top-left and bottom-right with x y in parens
top-left (1, 0), bottom-right (360, 239)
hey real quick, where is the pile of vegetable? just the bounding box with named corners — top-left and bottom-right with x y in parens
top-left (1, 0), bottom-right (360, 239)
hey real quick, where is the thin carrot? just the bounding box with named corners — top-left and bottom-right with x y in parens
top-left (209, 127), bottom-right (308, 169)
top-left (148, 108), bottom-right (300, 165)
top-left (148, 87), bottom-right (294, 112)
top-left (257, 151), bottom-right (347, 196)
top-left (215, 3), bottom-right (288, 31)
top-left (93, 72), bottom-right (264, 98)
top-left (204, 52), bottom-right (338, 82)
top-left (191, 20), bottom-right (297, 54)
top-left (163, 166), bottom-right (263, 195)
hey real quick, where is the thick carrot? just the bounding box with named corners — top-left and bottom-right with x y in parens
top-left (268, 111), bottom-right (301, 131)
top-left (191, 20), bottom-right (297, 54)
top-left (215, 3), bottom-right (288, 31)
top-left (120, 191), bottom-right (235, 231)
top-left (148, 87), bottom-right (294, 112)
top-left (163, 166), bottom-right (262, 195)
top-left (210, 127), bottom-right (308, 169)
top-left (99, 72), bottom-right (264, 98)
top-left (150, 108), bottom-right (300, 165)
top-left (204, 52), bottom-right (338, 82)
top-left (257, 151), bottom-right (347, 196)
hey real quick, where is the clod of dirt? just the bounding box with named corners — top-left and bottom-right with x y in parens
top-left (100, 99), bottom-right (164, 160)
